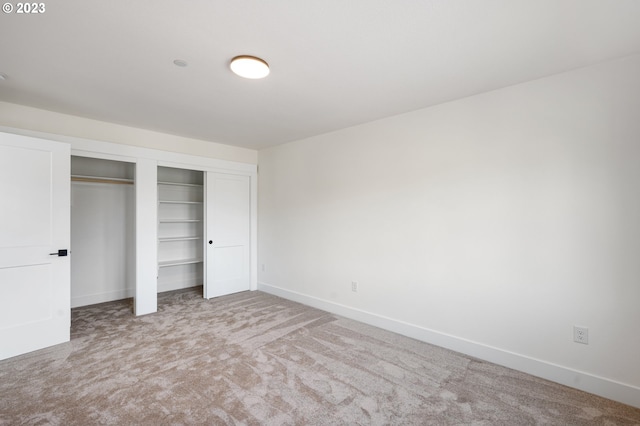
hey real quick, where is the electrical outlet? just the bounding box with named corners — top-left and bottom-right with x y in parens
top-left (351, 281), bottom-right (358, 292)
top-left (573, 326), bottom-right (589, 345)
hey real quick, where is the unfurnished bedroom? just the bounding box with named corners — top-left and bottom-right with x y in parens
top-left (1, 1), bottom-right (640, 424)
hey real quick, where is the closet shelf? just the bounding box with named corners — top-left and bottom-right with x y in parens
top-left (158, 181), bottom-right (203, 188)
top-left (71, 175), bottom-right (134, 185)
top-left (158, 236), bottom-right (202, 242)
top-left (158, 200), bottom-right (203, 205)
top-left (158, 258), bottom-right (203, 268)
top-left (159, 219), bottom-right (202, 223)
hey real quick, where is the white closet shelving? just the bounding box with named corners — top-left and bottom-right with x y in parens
top-left (157, 167), bottom-right (204, 292)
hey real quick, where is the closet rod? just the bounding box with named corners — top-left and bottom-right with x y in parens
top-left (71, 175), bottom-right (134, 185)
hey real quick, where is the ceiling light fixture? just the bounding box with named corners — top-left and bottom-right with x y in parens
top-left (230, 55), bottom-right (269, 79)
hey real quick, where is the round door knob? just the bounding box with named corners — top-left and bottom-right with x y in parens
top-left (209, 240), bottom-right (213, 245)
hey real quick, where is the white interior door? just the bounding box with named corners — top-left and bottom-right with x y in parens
top-left (0, 132), bottom-right (70, 360)
top-left (204, 173), bottom-right (250, 299)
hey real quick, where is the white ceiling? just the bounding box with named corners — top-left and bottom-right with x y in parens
top-left (1, 1), bottom-right (640, 150)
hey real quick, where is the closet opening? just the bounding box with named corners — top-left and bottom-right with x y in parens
top-left (157, 166), bottom-right (204, 297)
top-left (70, 156), bottom-right (135, 309)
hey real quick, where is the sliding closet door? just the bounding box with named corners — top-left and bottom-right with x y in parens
top-left (204, 173), bottom-right (250, 299)
top-left (0, 133), bottom-right (70, 360)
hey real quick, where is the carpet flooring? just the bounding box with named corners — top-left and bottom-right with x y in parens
top-left (0, 287), bottom-right (639, 425)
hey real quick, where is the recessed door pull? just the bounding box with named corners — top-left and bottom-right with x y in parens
top-left (49, 249), bottom-right (68, 257)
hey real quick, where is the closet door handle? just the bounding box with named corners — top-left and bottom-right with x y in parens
top-left (208, 240), bottom-right (213, 245)
top-left (49, 249), bottom-right (68, 257)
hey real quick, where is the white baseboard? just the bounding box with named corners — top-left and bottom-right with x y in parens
top-left (258, 281), bottom-right (640, 409)
top-left (157, 278), bottom-right (201, 293)
top-left (71, 288), bottom-right (134, 308)
top-left (71, 279), bottom-right (201, 308)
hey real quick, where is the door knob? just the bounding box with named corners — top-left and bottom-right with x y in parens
top-left (209, 240), bottom-right (213, 245)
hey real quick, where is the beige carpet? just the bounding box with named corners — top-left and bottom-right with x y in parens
top-left (0, 288), bottom-right (638, 425)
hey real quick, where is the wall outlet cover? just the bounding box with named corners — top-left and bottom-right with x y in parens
top-left (573, 326), bottom-right (589, 345)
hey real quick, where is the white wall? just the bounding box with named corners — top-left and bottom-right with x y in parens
top-left (71, 181), bottom-right (135, 307)
top-left (0, 101), bottom-right (257, 164)
top-left (258, 54), bottom-right (640, 407)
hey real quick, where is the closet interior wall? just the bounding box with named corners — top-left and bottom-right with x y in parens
top-left (70, 156), bottom-right (135, 308)
top-left (157, 166), bottom-right (204, 293)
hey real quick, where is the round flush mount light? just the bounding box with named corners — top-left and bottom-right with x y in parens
top-left (230, 55), bottom-right (269, 79)
top-left (173, 59), bottom-right (188, 67)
